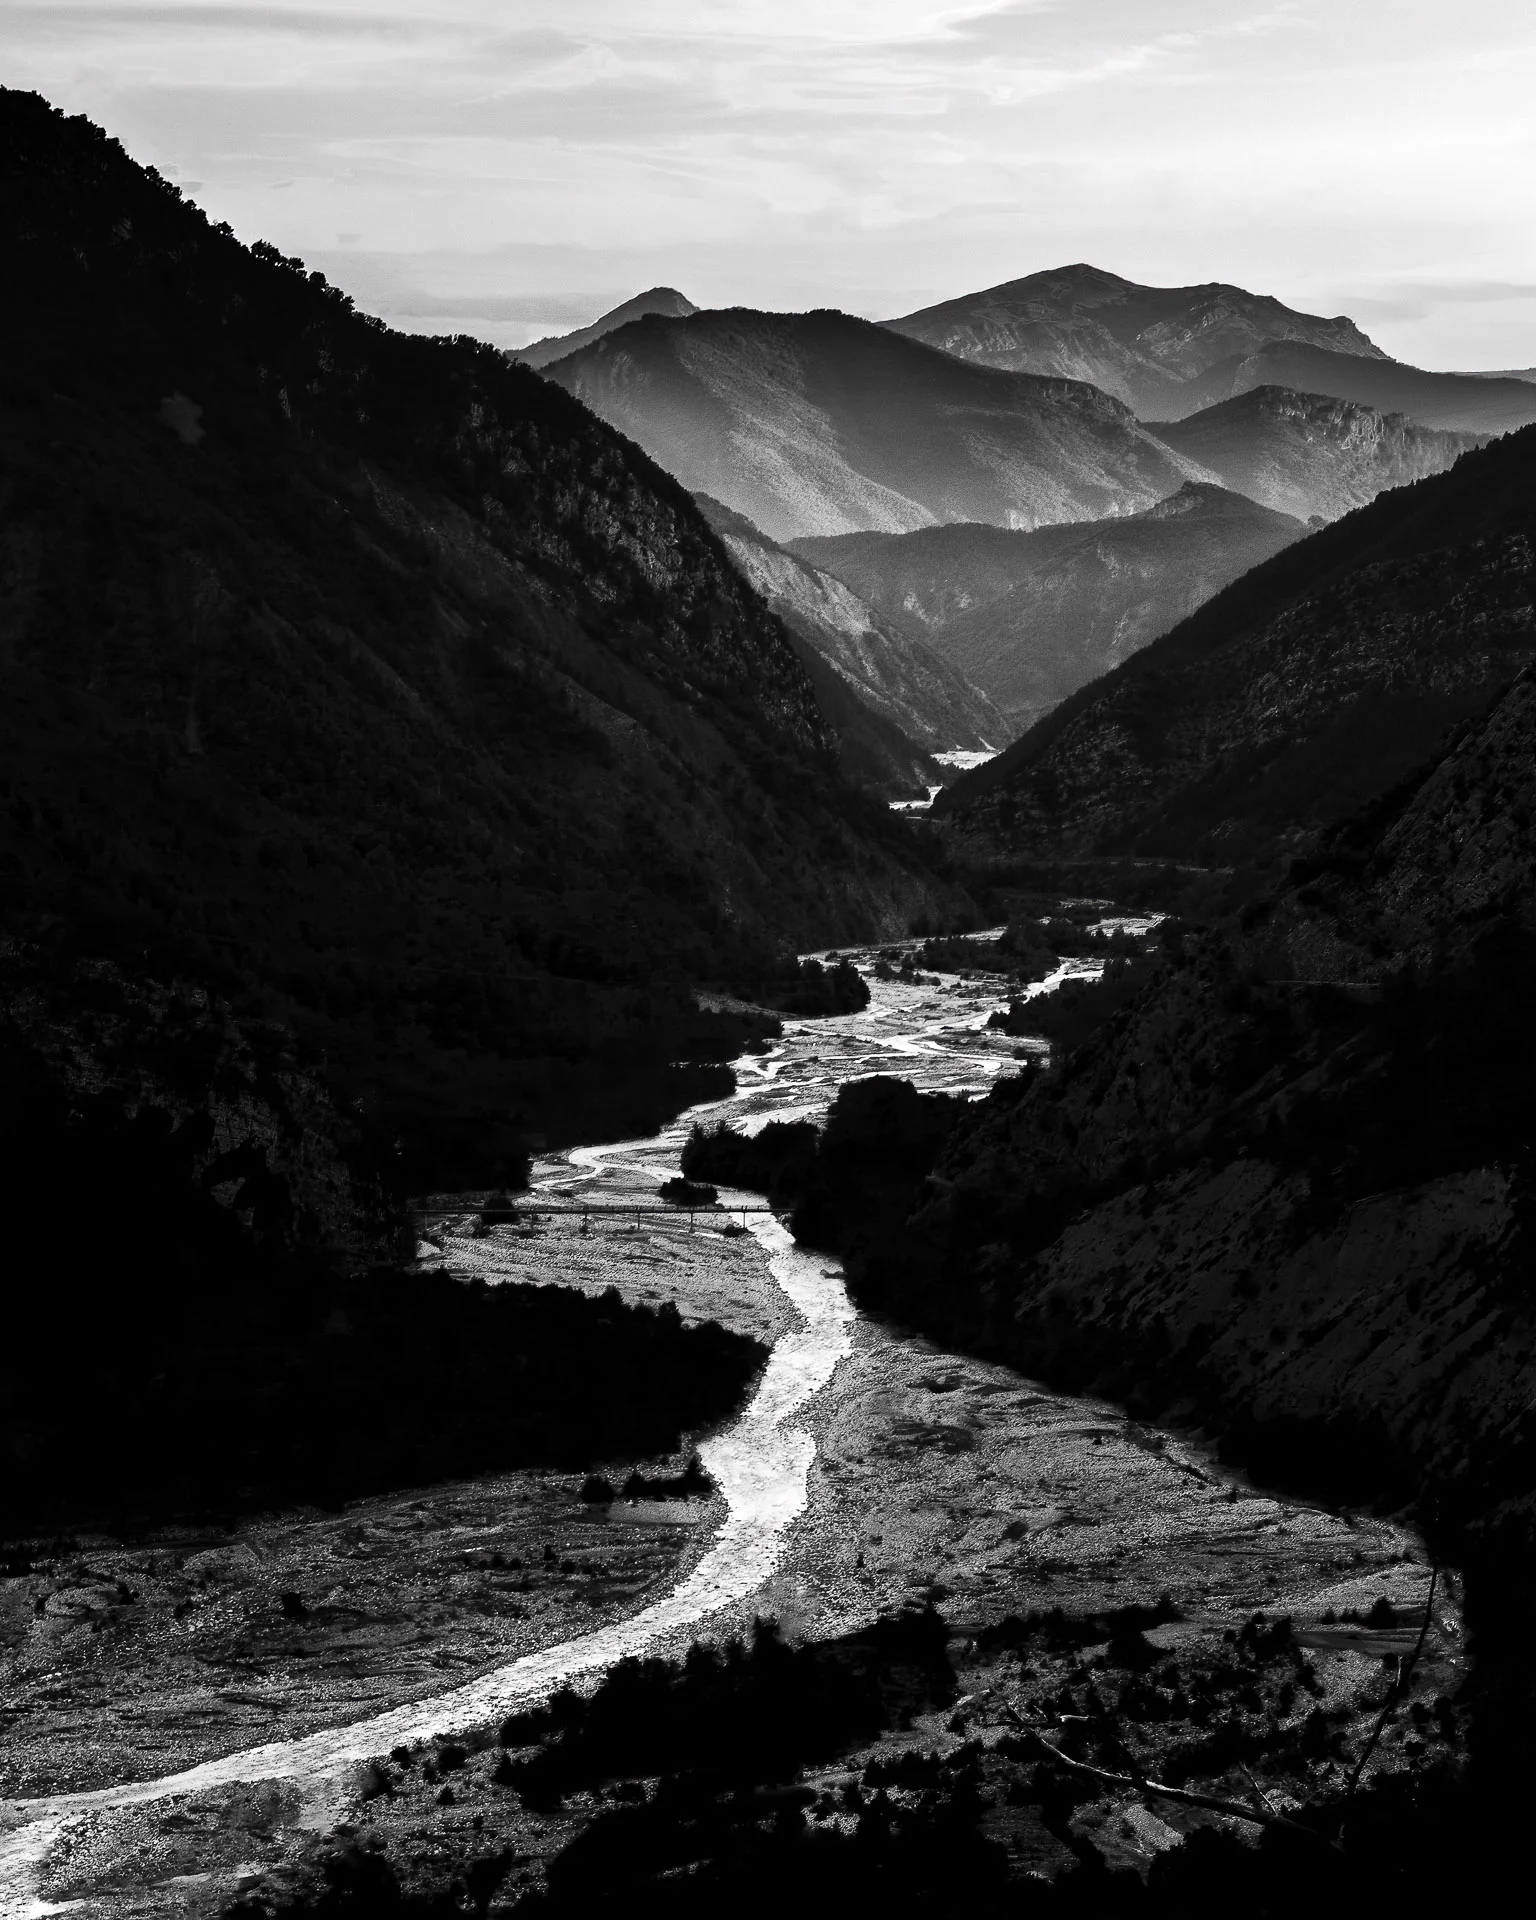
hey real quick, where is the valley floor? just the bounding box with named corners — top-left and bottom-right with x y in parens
top-left (0, 956), bottom-right (1465, 1913)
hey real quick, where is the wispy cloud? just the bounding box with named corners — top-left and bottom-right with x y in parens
top-left (4, 3), bottom-right (443, 37)
top-left (9, 0), bottom-right (1535, 367)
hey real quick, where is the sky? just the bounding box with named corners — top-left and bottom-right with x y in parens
top-left (7, 0), bottom-right (1535, 368)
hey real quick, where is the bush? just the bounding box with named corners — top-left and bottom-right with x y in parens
top-left (658, 1176), bottom-right (718, 1206)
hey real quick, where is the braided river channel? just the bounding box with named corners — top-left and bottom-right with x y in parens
top-left (0, 937), bottom-right (1452, 1912)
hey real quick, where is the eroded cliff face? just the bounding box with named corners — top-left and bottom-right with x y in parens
top-left (1012, 1157), bottom-right (1531, 1512)
top-left (1149, 386), bottom-right (1480, 523)
top-left (694, 495), bottom-right (1007, 757)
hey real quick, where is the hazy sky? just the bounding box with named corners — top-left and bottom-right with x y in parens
top-left (9, 0), bottom-right (1535, 367)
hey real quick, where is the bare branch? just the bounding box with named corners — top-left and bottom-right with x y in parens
top-left (999, 1705), bottom-right (1339, 1850)
top-left (1241, 1762), bottom-right (1279, 1815)
top-left (1343, 1566), bottom-right (1439, 1818)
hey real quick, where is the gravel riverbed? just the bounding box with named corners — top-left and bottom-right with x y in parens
top-left (0, 948), bottom-right (1461, 1912)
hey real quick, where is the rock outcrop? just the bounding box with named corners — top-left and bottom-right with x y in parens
top-left (1179, 339), bottom-right (1536, 436)
top-left (1149, 387), bottom-right (1480, 523)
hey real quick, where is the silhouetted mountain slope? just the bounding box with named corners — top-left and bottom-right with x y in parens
top-left (935, 430), bottom-right (1536, 867)
top-left (1179, 340), bottom-right (1536, 435)
top-left (884, 264), bottom-right (1384, 419)
top-left (835, 666), bottom-right (1536, 1792)
top-left (693, 495), bottom-right (1006, 776)
top-left (513, 287), bottom-right (697, 371)
top-left (795, 485), bottom-right (1304, 729)
top-left (542, 306), bottom-right (1211, 542)
top-left (1149, 386), bottom-right (1479, 522)
top-left (0, 91), bottom-right (953, 1188)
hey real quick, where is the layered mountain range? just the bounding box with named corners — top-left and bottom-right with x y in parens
top-left (1175, 339), bottom-right (1536, 436)
top-left (0, 91), bottom-right (954, 1196)
top-left (936, 426), bottom-right (1536, 868)
top-left (883, 264), bottom-right (1386, 419)
top-left (884, 263), bottom-right (1536, 437)
top-left (794, 484), bottom-right (1305, 729)
top-left (542, 306), bottom-right (1210, 541)
top-left (1149, 386), bottom-right (1481, 522)
top-left (693, 494), bottom-right (1006, 788)
top-left (782, 432), bottom-right (1536, 1827)
top-left (514, 286), bottom-right (697, 371)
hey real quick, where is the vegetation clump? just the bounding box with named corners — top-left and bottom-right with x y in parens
top-left (0, 1047), bottom-right (765, 1530)
top-left (658, 1177), bottom-right (719, 1206)
top-left (0, 88), bottom-right (941, 1196)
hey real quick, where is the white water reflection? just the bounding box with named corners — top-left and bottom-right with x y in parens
top-left (0, 955), bottom-right (1036, 1843)
top-left (8, 1224), bottom-right (851, 1825)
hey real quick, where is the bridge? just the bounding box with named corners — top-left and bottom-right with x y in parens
top-left (410, 1201), bottom-right (778, 1234)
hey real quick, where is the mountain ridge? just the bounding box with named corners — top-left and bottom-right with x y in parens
top-left (1176, 338), bottom-right (1536, 434)
top-left (1148, 384), bottom-right (1482, 521)
top-left (0, 89), bottom-right (956, 1191)
top-left (512, 286), bottom-right (698, 370)
top-left (884, 263), bottom-right (1385, 418)
top-left (693, 493), bottom-right (1006, 776)
top-left (934, 428), bottom-right (1536, 869)
top-left (542, 304), bottom-right (1214, 542)
top-left (794, 483), bottom-right (1306, 729)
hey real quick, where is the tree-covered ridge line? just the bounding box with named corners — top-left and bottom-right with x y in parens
top-left (0, 89), bottom-right (956, 1196)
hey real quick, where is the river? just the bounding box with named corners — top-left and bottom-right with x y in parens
top-left (0, 938), bottom-right (1449, 1911)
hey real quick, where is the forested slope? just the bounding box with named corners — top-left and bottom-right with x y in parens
top-left (936, 429), bottom-right (1536, 870)
top-left (0, 90), bottom-right (954, 1193)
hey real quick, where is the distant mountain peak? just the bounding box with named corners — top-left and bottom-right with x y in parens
top-left (1139, 480), bottom-right (1262, 519)
top-left (512, 286), bottom-right (698, 370)
top-left (542, 302), bottom-right (1208, 543)
top-left (883, 266), bottom-right (1387, 419)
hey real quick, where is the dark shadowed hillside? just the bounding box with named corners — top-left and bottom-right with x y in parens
top-left (884, 264), bottom-right (1385, 419)
top-left (693, 495), bottom-right (1007, 780)
top-left (1149, 387), bottom-right (1479, 522)
top-left (935, 429), bottom-right (1536, 868)
top-left (0, 91), bottom-right (954, 1192)
top-left (512, 286), bottom-right (697, 371)
top-left (542, 306), bottom-right (1211, 542)
top-left (795, 485), bottom-right (1305, 729)
top-left (1178, 339), bottom-right (1536, 436)
top-left (793, 662), bottom-right (1536, 1815)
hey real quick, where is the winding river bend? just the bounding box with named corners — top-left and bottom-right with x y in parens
top-left (0, 943), bottom-right (1447, 1910)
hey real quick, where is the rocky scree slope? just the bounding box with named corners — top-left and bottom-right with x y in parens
top-left (883, 264), bottom-right (1385, 420)
top-left (542, 305), bottom-right (1213, 543)
top-left (1149, 386), bottom-right (1480, 524)
top-left (694, 493), bottom-right (1007, 780)
top-left (0, 91), bottom-right (955, 1197)
top-left (936, 429), bottom-right (1536, 869)
top-left (795, 484), bottom-right (1305, 731)
top-left (1177, 339), bottom-right (1536, 437)
top-left (512, 286), bottom-right (697, 371)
